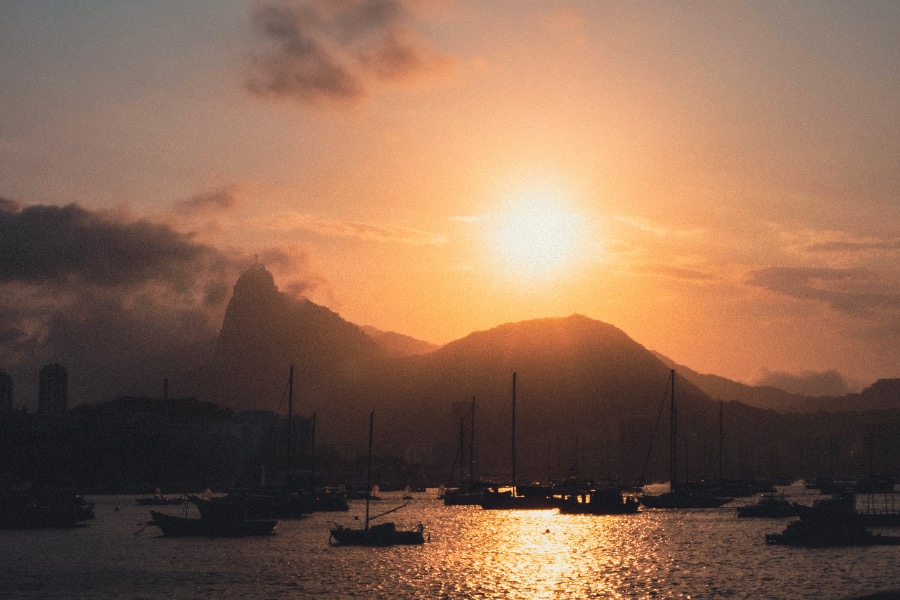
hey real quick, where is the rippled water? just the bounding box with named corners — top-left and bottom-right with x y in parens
top-left (0, 487), bottom-right (897, 599)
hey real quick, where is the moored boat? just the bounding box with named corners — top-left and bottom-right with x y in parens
top-left (638, 371), bottom-right (733, 510)
top-left (765, 518), bottom-right (900, 547)
top-left (480, 486), bottom-right (559, 510)
top-left (327, 412), bottom-right (425, 547)
top-left (149, 509), bottom-right (278, 537)
top-left (558, 488), bottom-right (640, 515)
top-left (328, 521), bottom-right (425, 546)
top-left (0, 487), bottom-right (91, 529)
top-left (736, 493), bottom-right (798, 518)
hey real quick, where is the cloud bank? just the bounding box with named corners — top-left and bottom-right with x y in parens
top-left (0, 201), bottom-right (245, 408)
top-left (246, 0), bottom-right (452, 105)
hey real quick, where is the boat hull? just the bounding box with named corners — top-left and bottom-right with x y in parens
top-left (639, 492), bottom-right (732, 509)
top-left (558, 498), bottom-right (640, 515)
top-left (328, 522), bottom-right (425, 546)
top-left (765, 519), bottom-right (900, 547)
top-left (149, 511), bottom-right (277, 537)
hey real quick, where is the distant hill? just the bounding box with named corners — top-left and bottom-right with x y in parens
top-left (654, 352), bottom-right (900, 414)
top-left (360, 325), bottom-right (441, 357)
top-left (202, 267), bottom-right (900, 485)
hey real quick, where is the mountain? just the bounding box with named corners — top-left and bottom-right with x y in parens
top-left (360, 325), bottom-right (441, 357)
top-left (655, 352), bottom-right (900, 414)
top-left (652, 353), bottom-right (809, 412)
top-left (203, 266), bottom-right (899, 485)
top-left (207, 264), bottom-right (386, 413)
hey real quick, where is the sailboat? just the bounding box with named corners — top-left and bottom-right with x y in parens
top-left (328, 412), bottom-right (425, 546)
top-left (480, 373), bottom-right (558, 510)
top-left (222, 366), bottom-right (347, 518)
top-left (639, 370), bottom-right (733, 509)
top-left (443, 396), bottom-right (488, 506)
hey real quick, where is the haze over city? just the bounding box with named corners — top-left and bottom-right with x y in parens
top-left (2, 1), bottom-right (898, 407)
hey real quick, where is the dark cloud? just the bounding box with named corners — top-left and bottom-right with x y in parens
top-left (0, 202), bottom-right (226, 288)
top-left (174, 188), bottom-right (238, 214)
top-left (746, 266), bottom-right (900, 314)
top-left (0, 200), bottom-right (329, 409)
top-left (246, 0), bottom-right (451, 105)
top-left (0, 202), bottom-right (239, 408)
top-left (754, 368), bottom-right (850, 397)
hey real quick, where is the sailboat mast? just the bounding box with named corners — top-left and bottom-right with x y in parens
top-left (718, 400), bottom-right (724, 481)
top-left (457, 418), bottom-right (465, 487)
top-left (469, 396), bottom-right (476, 486)
top-left (365, 411), bottom-right (373, 530)
top-left (512, 372), bottom-right (517, 492)
top-left (310, 412), bottom-right (317, 489)
top-left (669, 369), bottom-right (677, 493)
top-left (287, 364), bottom-right (294, 489)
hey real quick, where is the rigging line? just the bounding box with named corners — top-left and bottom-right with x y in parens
top-left (257, 371), bottom-right (292, 474)
top-left (638, 375), bottom-right (673, 486)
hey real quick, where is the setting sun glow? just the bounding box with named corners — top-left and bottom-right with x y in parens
top-left (489, 187), bottom-right (587, 280)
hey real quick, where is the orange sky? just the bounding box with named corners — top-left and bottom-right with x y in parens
top-left (1, 1), bottom-right (898, 392)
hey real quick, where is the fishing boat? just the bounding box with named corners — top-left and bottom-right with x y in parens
top-left (148, 496), bottom-right (278, 537)
top-left (558, 487), bottom-right (640, 515)
top-left (328, 412), bottom-right (425, 546)
top-left (639, 371), bottom-right (733, 510)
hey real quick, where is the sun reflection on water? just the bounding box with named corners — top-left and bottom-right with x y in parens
top-left (437, 508), bottom-right (663, 599)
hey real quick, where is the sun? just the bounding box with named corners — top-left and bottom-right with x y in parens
top-left (488, 185), bottom-right (587, 280)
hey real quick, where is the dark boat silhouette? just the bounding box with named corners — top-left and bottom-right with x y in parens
top-left (765, 518), bottom-right (900, 547)
top-left (327, 412), bottom-right (425, 546)
top-left (480, 373), bottom-right (560, 510)
top-left (148, 496), bottom-right (278, 537)
top-left (736, 493), bottom-right (798, 518)
top-left (220, 367), bottom-right (348, 518)
top-left (443, 396), bottom-right (486, 506)
top-left (0, 487), bottom-right (94, 529)
top-left (558, 487), bottom-right (640, 515)
top-left (793, 490), bottom-right (900, 527)
top-left (639, 371), bottom-right (733, 510)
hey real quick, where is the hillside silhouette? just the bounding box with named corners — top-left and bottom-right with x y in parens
top-left (207, 266), bottom-right (900, 484)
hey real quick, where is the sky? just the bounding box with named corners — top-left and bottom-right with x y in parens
top-left (1, 0), bottom-right (899, 405)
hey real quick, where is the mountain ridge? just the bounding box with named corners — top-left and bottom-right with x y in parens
top-left (201, 266), bottom-right (899, 484)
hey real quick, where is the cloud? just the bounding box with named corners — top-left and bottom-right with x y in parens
top-left (746, 266), bottom-right (900, 314)
top-left (806, 238), bottom-right (900, 253)
top-left (753, 368), bottom-right (850, 397)
top-left (635, 263), bottom-right (719, 282)
top-left (0, 201), bottom-right (304, 408)
top-left (174, 188), bottom-right (238, 214)
top-left (246, 0), bottom-right (453, 106)
top-left (0, 202), bottom-right (226, 289)
top-left (261, 211), bottom-right (448, 246)
top-left (613, 215), bottom-right (669, 236)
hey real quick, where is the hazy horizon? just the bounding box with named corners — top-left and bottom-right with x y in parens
top-left (2, 1), bottom-right (898, 406)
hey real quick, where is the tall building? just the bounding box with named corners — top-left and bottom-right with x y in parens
top-left (0, 371), bottom-right (11, 412)
top-left (38, 363), bottom-right (68, 416)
